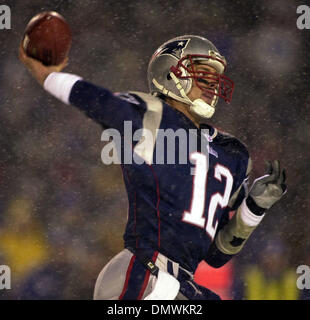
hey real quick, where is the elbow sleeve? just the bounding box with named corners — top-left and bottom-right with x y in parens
top-left (215, 198), bottom-right (265, 256)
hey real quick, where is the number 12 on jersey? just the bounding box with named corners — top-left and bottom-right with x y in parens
top-left (182, 152), bottom-right (233, 240)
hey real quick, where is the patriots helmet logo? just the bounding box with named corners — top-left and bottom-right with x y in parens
top-left (156, 39), bottom-right (190, 59)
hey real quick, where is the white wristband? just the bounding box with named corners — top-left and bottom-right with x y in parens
top-left (240, 198), bottom-right (265, 227)
top-left (44, 72), bottom-right (82, 105)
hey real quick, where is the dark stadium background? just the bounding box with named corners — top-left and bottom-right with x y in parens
top-left (0, 0), bottom-right (309, 299)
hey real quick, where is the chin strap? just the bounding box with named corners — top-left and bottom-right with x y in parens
top-left (190, 98), bottom-right (215, 119)
top-left (152, 72), bottom-right (216, 119)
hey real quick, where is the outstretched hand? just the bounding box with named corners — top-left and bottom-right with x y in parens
top-left (19, 43), bottom-right (68, 86)
top-left (249, 160), bottom-right (287, 210)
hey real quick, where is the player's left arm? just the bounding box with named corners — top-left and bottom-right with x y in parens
top-left (205, 159), bottom-right (287, 268)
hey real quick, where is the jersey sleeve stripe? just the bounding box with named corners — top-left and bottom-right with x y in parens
top-left (132, 92), bottom-right (163, 164)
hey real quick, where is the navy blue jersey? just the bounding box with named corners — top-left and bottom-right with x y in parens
top-left (69, 80), bottom-right (250, 273)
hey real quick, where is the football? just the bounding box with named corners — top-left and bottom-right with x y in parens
top-left (23, 11), bottom-right (72, 66)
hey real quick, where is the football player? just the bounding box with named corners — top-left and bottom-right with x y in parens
top-left (19, 35), bottom-right (286, 300)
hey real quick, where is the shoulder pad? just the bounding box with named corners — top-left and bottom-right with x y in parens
top-left (215, 130), bottom-right (249, 160)
top-left (129, 91), bottom-right (163, 113)
top-left (130, 91), bottom-right (162, 106)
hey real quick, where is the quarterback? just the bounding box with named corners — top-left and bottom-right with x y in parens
top-left (19, 35), bottom-right (286, 300)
